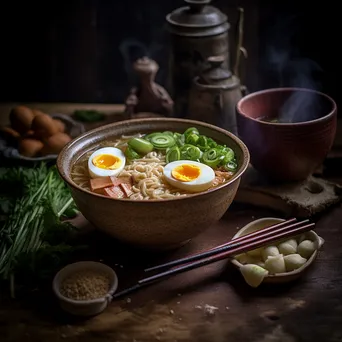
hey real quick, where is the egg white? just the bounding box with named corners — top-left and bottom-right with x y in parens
top-left (88, 147), bottom-right (126, 178)
top-left (163, 160), bottom-right (215, 192)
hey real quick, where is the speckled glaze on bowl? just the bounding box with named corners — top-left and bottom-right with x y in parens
top-left (236, 88), bottom-right (337, 181)
top-left (57, 118), bottom-right (250, 250)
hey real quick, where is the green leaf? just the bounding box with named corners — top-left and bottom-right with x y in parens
top-left (74, 110), bottom-right (105, 122)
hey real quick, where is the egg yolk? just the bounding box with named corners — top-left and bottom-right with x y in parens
top-left (171, 164), bottom-right (201, 182)
top-left (92, 154), bottom-right (122, 170)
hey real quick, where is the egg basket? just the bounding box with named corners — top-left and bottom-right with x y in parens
top-left (0, 114), bottom-right (85, 162)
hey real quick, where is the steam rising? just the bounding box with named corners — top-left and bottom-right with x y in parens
top-left (119, 29), bottom-right (166, 86)
top-left (279, 90), bottom-right (323, 123)
top-left (119, 39), bottom-right (149, 85)
top-left (263, 14), bottom-right (324, 123)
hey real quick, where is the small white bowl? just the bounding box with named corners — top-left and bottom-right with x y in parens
top-left (231, 217), bottom-right (325, 284)
top-left (52, 261), bottom-right (118, 316)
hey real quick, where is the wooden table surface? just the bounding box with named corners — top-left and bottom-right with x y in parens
top-left (0, 103), bottom-right (342, 342)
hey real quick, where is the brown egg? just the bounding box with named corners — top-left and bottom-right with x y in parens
top-left (40, 132), bottom-right (72, 155)
top-left (23, 129), bottom-right (35, 137)
top-left (22, 129), bottom-right (39, 139)
top-left (0, 126), bottom-right (21, 141)
top-left (9, 106), bottom-right (35, 134)
top-left (32, 109), bottom-right (46, 117)
top-left (31, 114), bottom-right (59, 139)
top-left (53, 119), bottom-right (66, 133)
top-left (19, 138), bottom-right (44, 157)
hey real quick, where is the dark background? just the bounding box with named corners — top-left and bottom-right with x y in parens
top-left (0, 0), bottom-right (340, 113)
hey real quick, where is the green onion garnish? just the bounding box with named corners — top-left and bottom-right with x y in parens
top-left (184, 127), bottom-right (199, 137)
top-left (202, 148), bottom-right (222, 168)
top-left (166, 146), bottom-right (181, 163)
top-left (224, 160), bottom-right (238, 171)
top-left (150, 133), bottom-right (176, 150)
top-left (128, 138), bottom-right (154, 155)
top-left (125, 146), bottom-right (140, 160)
top-left (180, 144), bottom-right (202, 160)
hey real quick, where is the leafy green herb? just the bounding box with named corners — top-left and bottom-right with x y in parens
top-left (0, 163), bottom-right (82, 297)
top-left (74, 110), bottom-right (105, 122)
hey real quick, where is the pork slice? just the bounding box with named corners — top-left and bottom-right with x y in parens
top-left (214, 170), bottom-right (234, 179)
top-left (93, 188), bottom-right (107, 195)
top-left (120, 183), bottom-right (133, 197)
top-left (110, 176), bottom-right (133, 186)
top-left (104, 185), bottom-right (126, 199)
top-left (90, 176), bottom-right (114, 191)
top-left (212, 176), bottom-right (225, 187)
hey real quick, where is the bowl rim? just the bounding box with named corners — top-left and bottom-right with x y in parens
top-left (56, 117), bottom-right (250, 203)
top-left (230, 217), bottom-right (324, 279)
top-left (236, 87), bottom-right (337, 126)
top-left (52, 261), bottom-right (118, 305)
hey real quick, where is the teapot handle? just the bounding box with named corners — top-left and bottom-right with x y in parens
top-left (241, 85), bottom-right (249, 97)
top-left (234, 8), bottom-right (248, 86)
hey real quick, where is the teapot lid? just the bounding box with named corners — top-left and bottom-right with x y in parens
top-left (198, 56), bottom-right (232, 85)
top-left (133, 56), bottom-right (159, 75)
top-left (166, 0), bottom-right (229, 37)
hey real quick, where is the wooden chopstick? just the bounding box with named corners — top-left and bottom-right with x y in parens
top-left (145, 218), bottom-right (303, 272)
top-left (138, 221), bottom-right (314, 285)
top-left (113, 220), bottom-right (315, 299)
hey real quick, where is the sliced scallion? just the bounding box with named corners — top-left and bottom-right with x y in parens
top-left (180, 144), bottom-right (202, 160)
top-left (125, 146), bottom-right (140, 160)
top-left (222, 147), bottom-right (235, 163)
top-left (224, 160), bottom-right (238, 171)
top-left (184, 127), bottom-right (199, 137)
top-left (197, 135), bottom-right (208, 151)
top-left (185, 133), bottom-right (199, 145)
top-left (150, 133), bottom-right (176, 149)
top-left (207, 137), bottom-right (218, 148)
top-left (174, 132), bottom-right (185, 147)
top-left (145, 132), bottom-right (162, 141)
top-left (166, 146), bottom-right (181, 163)
top-left (202, 148), bottom-right (222, 168)
top-left (128, 138), bottom-right (153, 155)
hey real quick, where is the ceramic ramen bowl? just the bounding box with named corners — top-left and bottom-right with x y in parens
top-left (57, 118), bottom-right (250, 250)
top-left (236, 88), bottom-right (337, 181)
top-left (231, 217), bottom-right (324, 284)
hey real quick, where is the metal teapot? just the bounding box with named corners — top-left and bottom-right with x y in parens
top-left (188, 55), bottom-right (246, 135)
top-left (166, 0), bottom-right (231, 118)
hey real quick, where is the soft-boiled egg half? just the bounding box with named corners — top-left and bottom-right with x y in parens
top-left (163, 160), bottom-right (215, 192)
top-left (88, 147), bottom-right (126, 178)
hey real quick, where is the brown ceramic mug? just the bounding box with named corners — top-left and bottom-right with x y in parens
top-left (236, 87), bottom-right (337, 181)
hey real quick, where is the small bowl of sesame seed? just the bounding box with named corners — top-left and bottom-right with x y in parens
top-left (52, 261), bottom-right (118, 316)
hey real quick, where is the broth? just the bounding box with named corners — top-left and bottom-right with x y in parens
top-left (70, 128), bottom-right (238, 200)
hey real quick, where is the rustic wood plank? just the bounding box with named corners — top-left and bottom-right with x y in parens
top-left (0, 100), bottom-right (341, 341)
top-left (0, 204), bottom-right (341, 342)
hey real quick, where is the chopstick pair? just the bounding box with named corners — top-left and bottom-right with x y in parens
top-left (113, 218), bottom-right (314, 299)
top-left (145, 218), bottom-right (304, 272)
